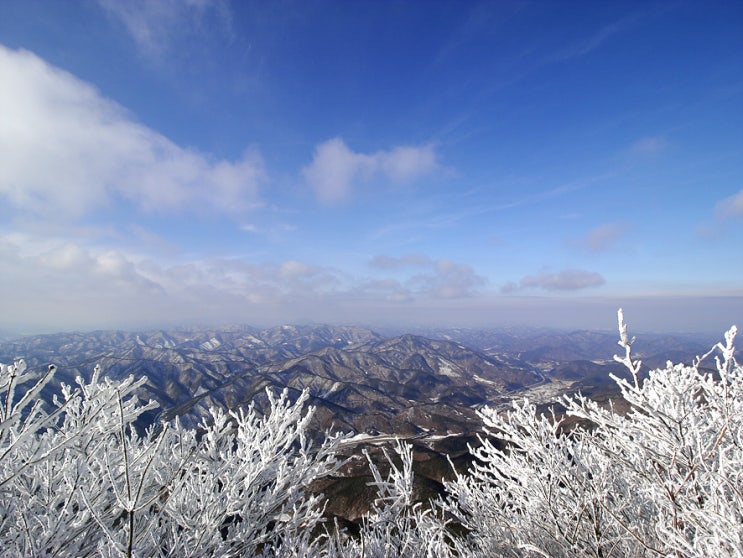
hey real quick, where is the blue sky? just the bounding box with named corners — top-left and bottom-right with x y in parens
top-left (0, 0), bottom-right (741, 334)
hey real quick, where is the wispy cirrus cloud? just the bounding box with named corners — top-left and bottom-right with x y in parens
top-left (302, 138), bottom-right (439, 204)
top-left (715, 188), bottom-right (743, 219)
top-left (696, 187), bottom-right (743, 239)
top-left (569, 223), bottom-right (628, 254)
top-left (502, 269), bottom-right (605, 293)
top-left (96, 0), bottom-right (232, 60)
top-left (550, 9), bottom-right (655, 63)
top-left (0, 46), bottom-right (264, 220)
top-left (551, 20), bottom-right (626, 62)
top-left (627, 136), bottom-right (668, 158)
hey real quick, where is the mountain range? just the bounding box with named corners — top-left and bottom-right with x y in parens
top-left (0, 323), bottom-right (713, 523)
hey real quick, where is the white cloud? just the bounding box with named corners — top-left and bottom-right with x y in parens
top-left (278, 260), bottom-right (320, 280)
top-left (2, 233), bottom-right (486, 331)
top-left (369, 253), bottom-right (432, 270)
top-left (370, 254), bottom-right (485, 299)
top-left (127, 224), bottom-right (178, 255)
top-left (378, 145), bottom-right (438, 182)
top-left (0, 233), bottom-right (164, 301)
top-left (355, 279), bottom-right (413, 303)
top-left (0, 46), bottom-right (264, 220)
top-left (0, 231), bottom-right (352, 330)
top-left (302, 138), bottom-right (438, 204)
top-left (423, 259), bottom-right (486, 299)
top-left (1, 232), bottom-right (738, 334)
top-left (503, 269), bottom-right (606, 292)
top-left (302, 139), bottom-right (376, 204)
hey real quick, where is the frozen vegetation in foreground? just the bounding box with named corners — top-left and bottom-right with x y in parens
top-left (1, 311), bottom-right (741, 557)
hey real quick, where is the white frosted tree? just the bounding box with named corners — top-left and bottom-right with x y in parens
top-left (151, 389), bottom-right (347, 557)
top-left (443, 310), bottom-right (743, 558)
top-left (0, 362), bottom-right (156, 556)
top-left (0, 360), bottom-right (346, 557)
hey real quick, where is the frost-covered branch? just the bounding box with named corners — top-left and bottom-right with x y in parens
top-left (332, 440), bottom-right (454, 558)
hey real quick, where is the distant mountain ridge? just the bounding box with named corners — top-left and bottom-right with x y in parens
top-left (0, 323), bottom-right (712, 434)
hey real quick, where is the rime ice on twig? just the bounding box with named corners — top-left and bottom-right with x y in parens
top-left (613, 308), bottom-right (643, 388)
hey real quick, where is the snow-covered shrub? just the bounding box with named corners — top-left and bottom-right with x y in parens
top-left (444, 310), bottom-right (743, 558)
top-left (154, 389), bottom-right (347, 557)
top-left (0, 361), bottom-right (345, 557)
top-left (0, 363), bottom-right (156, 556)
top-left (329, 440), bottom-right (454, 558)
